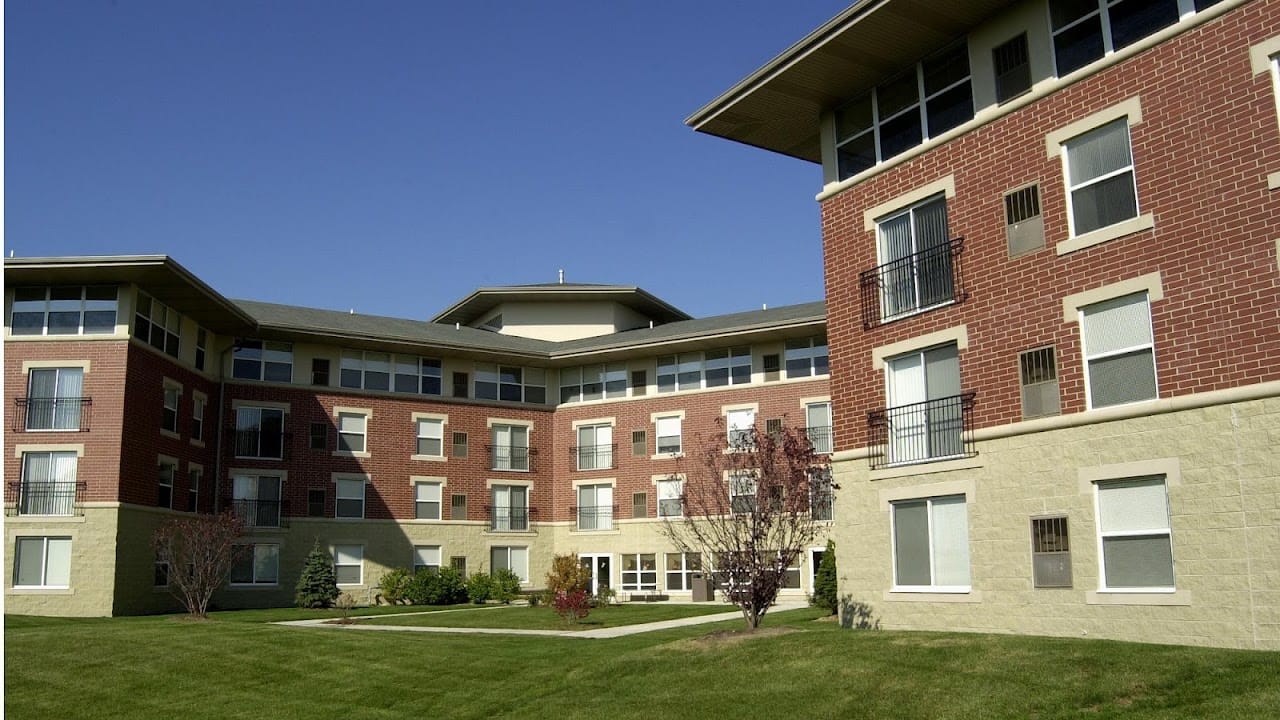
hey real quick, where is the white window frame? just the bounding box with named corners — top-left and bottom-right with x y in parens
top-left (725, 407), bottom-right (756, 449)
top-left (335, 476), bottom-right (366, 519)
top-left (656, 478), bottom-right (683, 519)
top-left (230, 543), bottom-right (279, 586)
top-left (1095, 476), bottom-right (1175, 592)
top-left (335, 409), bottom-right (369, 456)
top-left (475, 364), bottom-right (546, 404)
top-left (231, 340), bottom-right (294, 383)
top-left (490, 484), bottom-right (530, 531)
top-left (664, 552), bottom-right (700, 591)
top-left (804, 401), bottom-right (833, 454)
top-left (1079, 292), bottom-right (1158, 410)
top-left (162, 382), bottom-right (181, 435)
top-left (654, 415), bottom-right (682, 456)
top-left (620, 553), bottom-right (658, 592)
top-left (158, 458), bottom-right (176, 509)
top-left (414, 417), bottom-right (445, 459)
top-left (729, 471), bottom-right (757, 515)
top-left (489, 422), bottom-right (530, 472)
top-left (414, 480), bottom-right (442, 521)
top-left (191, 394), bottom-right (206, 443)
top-left (889, 494), bottom-right (971, 593)
top-left (413, 545), bottom-right (442, 574)
top-left (1062, 119), bottom-right (1139, 237)
top-left (575, 423), bottom-right (614, 471)
top-left (24, 366), bottom-right (86, 431)
top-left (333, 544), bottom-right (364, 586)
top-left (10, 285), bottom-right (118, 337)
top-left (575, 482), bottom-right (614, 531)
top-left (18, 450), bottom-right (79, 516)
top-left (12, 536), bottom-right (73, 589)
top-left (188, 465), bottom-right (202, 513)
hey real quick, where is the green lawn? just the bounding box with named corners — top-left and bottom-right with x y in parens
top-left (6, 608), bottom-right (1278, 719)
top-left (355, 602), bottom-right (733, 630)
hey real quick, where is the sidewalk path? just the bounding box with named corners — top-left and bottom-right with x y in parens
top-left (275, 601), bottom-right (808, 639)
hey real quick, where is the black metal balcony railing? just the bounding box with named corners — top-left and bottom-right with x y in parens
top-left (487, 445), bottom-right (534, 472)
top-left (232, 429), bottom-right (290, 460)
top-left (486, 506), bottom-right (531, 531)
top-left (571, 504), bottom-right (616, 531)
top-left (228, 498), bottom-right (284, 528)
top-left (867, 392), bottom-right (977, 469)
top-left (859, 237), bottom-right (966, 329)
top-left (6, 481), bottom-right (86, 516)
top-left (571, 444), bottom-right (615, 471)
top-left (13, 397), bottom-right (92, 432)
top-left (803, 425), bottom-right (833, 454)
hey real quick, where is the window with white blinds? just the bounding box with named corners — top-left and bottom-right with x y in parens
top-left (1080, 292), bottom-right (1156, 409)
top-left (1096, 477), bottom-right (1174, 590)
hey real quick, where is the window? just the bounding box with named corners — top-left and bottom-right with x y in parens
top-left (491, 485), bottom-right (529, 531)
top-left (416, 417), bottom-right (445, 458)
top-left (476, 365), bottom-right (546, 404)
top-left (784, 337), bottom-right (829, 378)
top-left (395, 355), bottom-right (442, 395)
top-left (195, 328), bottom-right (207, 371)
top-left (452, 431), bottom-right (469, 459)
top-left (655, 416), bottom-right (682, 455)
top-left (451, 493), bottom-right (467, 520)
top-left (1049, 0), bottom-right (1198, 77)
top-left (809, 468), bottom-right (834, 521)
top-left (155, 557), bottom-right (170, 587)
top-left (1062, 118), bottom-right (1139, 237)
top-left (311, 358), bottom-right (331, 386)
top-left (559, 363), bottom-right (627, 403)
top-left (993, 33), bottom-right (1032, 103)
top-left (884, 344), bottom-right (963, 464)
top-left (309, 422), bottom-right (327, 450)
top-left (232, 341), bottom-right (293, 382)
top-left (24, 367), bottom-right (84, 431)
top-left (725, 408), bottom-right (756, 449)
top-left (18, 451), bottom-right (78, 516)
top-left (762, 353), bottom-right (781, 382)
top-left (1020, 346), bottom-right (1061, 418)
top-left (1081, 293), bottom-right (1157, 408)
top-left (158, 460), bottom-right (176, 509)
top-left (892, 495), bottom-right (970, 591)
top-left (232, 475), bottom-right (282, 527)
top-left (630, 369), bottom-right (647, 396)
top-left (335, 477), bottom-right (366, 519)
top-left (631, 430), bottom-right (647, 457)
top-left (415, 481), bottom-right (442, 520)
top-left (575, 423), bottom-right (613, 470)
top-left (337, 411), bottom-right (367, 454)
top-left (665, 552), bottom-right (701, 591)
top-left (134, 292), bottom-right (181, 357)
top-left (657, 479), bottom-right (683, 518)
top-left (835, 42), bottom-right (973, 179)
top-left (235, 406), bottom-right (286, 459)
top-left (576, 484), bottom-right (614, 531)
top-left (188, 467), bottom-right (202, 512)
top-left (162, 384), bottom-right (181, 434)
top-left (876, 195), bottom-right (955, 320)
top-left (307, 488), bottom-right (326, 517)
top-left (780, 554), bottom-right (803, 589)
top-left (11, 286), bottom-right (117, 336)
top-left (13, 537), bottom-right (72, 588)
top-left (231, 544), bottom-right (280, 585)
top-left (1097, 477), bottom-right (1174, 590)
top-left (192, 395), bottom-right (206, 441)
top-left (656, 348), bottom-right (751, 392)
top-left (621, 553), bottom-right (658, 591)
top-left (340, 350), bottom-right (390, 391)
top-left (452, 372), bottom-right (469, 398)
top-left (414, 546), bottom-right (442, 574)
top-left (490, 424), bottom-right (529, 471)
top-left (1031, 516), bottom-right (1073, 588)
top-left (730, 472), bottom-right (757, 514)
top-left (490, 546), bottom-right (528, 581)
top-left (805, 402), bottom-right (833, 454)
top-left (333, 545), bottom-right (363, 585)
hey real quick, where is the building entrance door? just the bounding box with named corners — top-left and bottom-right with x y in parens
top-left (579, 554), bottom-right (611, 596)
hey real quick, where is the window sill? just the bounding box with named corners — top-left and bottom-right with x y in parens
top-left (1086, 589), bottom-right (1190, 606)
top-left (333, 516), bottom-right (366, 522)
top-left (870, 455), bottom-right (983, 481)
top-left (489, 468), bottom-right (531, 473)
top-left (235, 455), bottom-right (285, 462)
top-left (1268, 172), bottom-right (1280, 190)
top-left (8, 587), bottom-right (75, 595)
top-left (332, 451), bottom-right (371, 459)
top-left (410, 454), bottom-right (446, 463)
top-left (189, 439), bottom-right (206, 448)
top-left (650, 453), bottom-right (682, 461)
top-left (160, 429), bottom-right (180, 440)
top-left (885, 589), bottom-right (982, 603)
top-left (874, 299), bottom-right (958, 328)
top-left (7, 514), bottom-right (86, 523)
top-left (18, 428), bottom-right (83, 434)
top-left (228, 583), bottom-right (279, 590)
top-left (1056, 214), bottom-right (1154, 256)
top-left (570, 528), bottom-right (621, 535)
top-left (484, 529), bottom-right (534, 536)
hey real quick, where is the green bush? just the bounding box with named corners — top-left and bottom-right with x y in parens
top-left (405, 567), bottom-right (468, 606)
top-left (812, 539), bottom-right (838, 615)
top-left (467, 572), bottom-right (493, 604)
top-left (492, 569), bottom-right (522, 604)
top-left (545, 553), bottom-right (591, 595)
top-left (294, 541), bottom-right (340, 609)
top-left (378, 568), bottom-right (412, 605)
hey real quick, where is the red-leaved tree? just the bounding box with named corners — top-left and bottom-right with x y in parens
top-left (660, 420), bottom-right (834, 629)
top-left (152, 511), bottom-right (247, 618)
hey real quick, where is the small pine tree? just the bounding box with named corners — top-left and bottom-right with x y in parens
top-left (295, 541), bottom-right (340, 609)
top-left (812, 539), bottom-right (838, 615)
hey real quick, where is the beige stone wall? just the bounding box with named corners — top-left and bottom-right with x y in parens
top-left (830, 395), bottom-right (1280, 650)
top-left (5, 506), bottom-right (120, 617)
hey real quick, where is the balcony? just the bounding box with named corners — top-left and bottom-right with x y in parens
top-left (804, 425), bottom-right (833, 454)
top-left (228, 498), bottom-right (284, 528)
top-left (232, 428), bottom-right (290, 461)
top-left (6, 481), bottom-right (86, 516)
top-left (572, 504), bottom-right (616, 531)
top-left (867, 392), bottom-right (977, 469)
top-left (488, 445), bottom-right (534, 472)
top-left (13, 397), bottom-right (92, 432)
top-left (571, 443), bottom-right (615, 471)
top-left (859, 237), bottom-right (966, 329)
top-left (486, 506), bottom-right (531, 531)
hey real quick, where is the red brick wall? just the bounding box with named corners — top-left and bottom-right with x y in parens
top-left (821, 3), bottom-right (1280, 452)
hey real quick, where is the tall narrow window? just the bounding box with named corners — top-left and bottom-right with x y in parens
top-left (158, 461), bottom-right (176, 509)
top-left (805, 402), bottom-right (833, 454)
top-left (188, 467), bottom-right (202, 513)
top-left (884, 344), bottom-right (963, 464)
top-left (576, 424), bottom-right (613, 470)
top-left (162, 385), bottom-right (181, 434)
top-left (490, 424), bottom-right (529, 471)
top-left (1080, 293), bottom-right (1157, 408)
top-left (576, 484), bottom-right (614, 531)
top-left (191, 395), bottom-right (206, 441)
top-left (876, 196), bottom-right (954, 319)
top-left (491, 485), bottom-right (529, 531)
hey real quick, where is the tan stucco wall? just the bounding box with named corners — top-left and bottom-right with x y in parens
top-left (830, 395), bottom-right (1280, 649)
top-left (5, 506), bottom-right (120, 617)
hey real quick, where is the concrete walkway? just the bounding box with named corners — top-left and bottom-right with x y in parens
top-left (275, 601), bottom-right (808, 639)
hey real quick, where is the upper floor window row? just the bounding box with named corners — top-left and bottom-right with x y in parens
top-left (658, 347), bottom-right (752, 393)
top-left (835, 42), bottom-right (973, 181)
top-left (560, 363), bottom-right (628, 403)
top-left (11, 286), bottom-right (118, 337)
top-left (1050, 0), bottom-right (1224, 77)
top-left (134, 292), bottom-right (181, 358)
top-left (784, 337), bottom-right (829, 379)
top-left (476, 364), bottom-right (546, 404)
top-left (233, 340), bottom-right (293, 383)
top-left (340, 350), bottom-right (443, 395)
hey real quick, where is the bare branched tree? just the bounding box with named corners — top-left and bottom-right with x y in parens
top-left (660, 420), bottom-right (834, 629)
top-left (152, 511), bottom-right (247, 618)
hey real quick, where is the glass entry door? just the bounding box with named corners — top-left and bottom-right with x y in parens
top-left (579, 554), bottom-right (611, 596)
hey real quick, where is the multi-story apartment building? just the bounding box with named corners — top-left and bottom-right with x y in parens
top-left (689, 0), bottom-right (1280, 649)
top-left (4, 255), bottom-right (833, 616)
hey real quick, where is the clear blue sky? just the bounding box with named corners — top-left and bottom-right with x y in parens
top-left (7, 1), bottom-right (844, 320)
